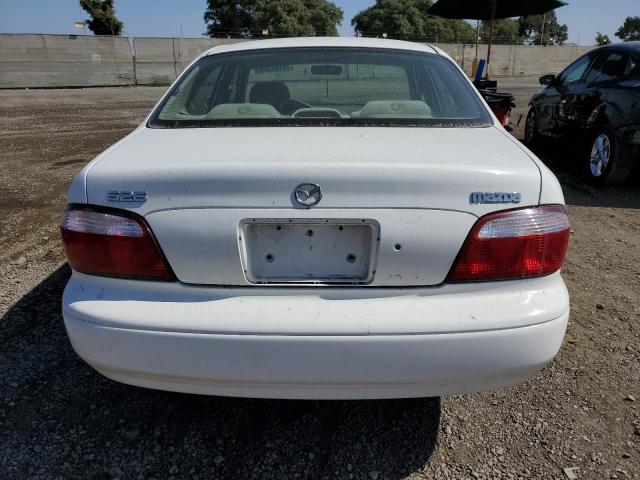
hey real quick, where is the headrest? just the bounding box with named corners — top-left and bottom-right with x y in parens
top-left (249, 81), bottom-right (291, 106)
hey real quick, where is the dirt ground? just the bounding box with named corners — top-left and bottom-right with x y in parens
top-left (0, 83), bottom-right (639, 480)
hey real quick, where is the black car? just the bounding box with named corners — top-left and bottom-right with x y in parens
top-left (525, 42), bottom-right (640, 185)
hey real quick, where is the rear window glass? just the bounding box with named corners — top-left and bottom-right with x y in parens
top-left (149, 47), bottom-right (491, 128)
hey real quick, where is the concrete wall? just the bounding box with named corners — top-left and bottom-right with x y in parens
top-left (0, 33), bottom-right (597, 89)
top-left (434, 42), bottom-right (595, 77)
top-left (131, 37), bottom-right (176, 86)
top-left (0, 34), bottom-right (134, 88)
top-left (0, 34), bottom-right (247, 88)
top-left (132, 37), bottom-right (247, 85)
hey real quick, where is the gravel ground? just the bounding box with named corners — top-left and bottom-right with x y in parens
top-left (0, 83), bottom-right (639, 480)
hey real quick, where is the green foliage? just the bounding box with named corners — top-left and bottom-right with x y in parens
top-left (595, 32), bottom-right (611, 46)
top-left (615, 16), bottom-right (640, 42)
top-left (518, 11), bottom-right (568, 45)
top-left (79, 0), bottom-right (123, 36)
top-left (203, 0), bottom-right (254, 38)
top-left (204, 0), bottom-right (343, 38)
top-left (351, 0), bottom-right (475, 43)
top-left (480, 18), bottom-right (520, 44)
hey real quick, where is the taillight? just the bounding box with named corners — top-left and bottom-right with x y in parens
top-left (60, 206), bottom-right (175, 281)
top-left (493, 106), bottom-right (510, 127)
top-left (447, 205), bottom-right (570, 282)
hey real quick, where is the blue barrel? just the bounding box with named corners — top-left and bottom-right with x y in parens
top-left (474, 59), bottom-right (486, 82)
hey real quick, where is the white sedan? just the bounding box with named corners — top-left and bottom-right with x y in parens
top-left (61, 37), bottom-right (570, 399)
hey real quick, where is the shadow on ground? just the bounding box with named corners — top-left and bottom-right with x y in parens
top-left (530, 142), bottom-right (640, 209)
top-left (0, 265), bottom-right (441, 480)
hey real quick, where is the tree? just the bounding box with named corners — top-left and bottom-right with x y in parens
top-left (204, 0), bottom-right (343, 38)
top-left (595, 32), bottom-right (611, 46)
top-left (255, 0), bottom-right (343, 36)
top-left (615, 16), bottom-right (640, 42)
top-left (79, 0), bottom-right (123, 36)
top-left (480, 18), bottom-right (520, 44)
top-left (518, 11), bottom-right (568, 45)
top-left (203, 0), bottom-right (254, 38)
top-left (351, 0), bottom-right (475, 43)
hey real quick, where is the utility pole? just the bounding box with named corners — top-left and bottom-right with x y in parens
top-left (475, 20), bottom-right (480, 59)
top-left (540, 13), bottom-right (546, 45)
top-left (485, 0), bottom-right (496, 79)
top-left (180, 25), bottom-right (184, 71)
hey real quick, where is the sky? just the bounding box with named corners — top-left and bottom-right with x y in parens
top-left (0, 0), bottom-right (637, 45)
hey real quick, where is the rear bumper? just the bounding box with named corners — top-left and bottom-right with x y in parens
top-left (62, 272), bottom-right (569, 399)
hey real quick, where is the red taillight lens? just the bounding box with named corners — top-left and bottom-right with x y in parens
top-left (447, 205), bottom-right (570, 282)
top-left (492, 106), bottom-right (510, 126)
top-left (60, 206), bottom-right (175, 281)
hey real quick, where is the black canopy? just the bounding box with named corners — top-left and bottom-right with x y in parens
top-left (427, 0), bottom-right (568, 20)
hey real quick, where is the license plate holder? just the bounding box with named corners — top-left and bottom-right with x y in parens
top-left (239, 219), bottom-right (379, 284)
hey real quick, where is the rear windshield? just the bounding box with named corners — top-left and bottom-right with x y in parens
top-left (148, 47), bottom-right (492, 128)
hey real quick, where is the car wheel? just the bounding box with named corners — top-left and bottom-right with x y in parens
top-left (524, 107), bottom-right (540, 148)
top-left (588, 127), bottom-right (634, 186)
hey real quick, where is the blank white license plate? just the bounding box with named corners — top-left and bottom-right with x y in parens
top-left (239, 219), bottom-right (379, 284)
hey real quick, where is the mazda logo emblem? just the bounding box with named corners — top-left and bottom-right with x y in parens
top-left (292, 183), bottom-right (322, 208)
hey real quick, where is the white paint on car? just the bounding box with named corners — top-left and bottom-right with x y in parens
top-left (61, 37), bottom-right (570, 399)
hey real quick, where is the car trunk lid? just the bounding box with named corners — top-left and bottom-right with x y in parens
top-left (85, 126), bottom-right (541, 286)
top-left (86, 126), bottom-right (540, 214)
